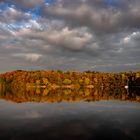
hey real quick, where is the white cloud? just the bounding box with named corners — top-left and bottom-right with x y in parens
top-left (1, 7), bottom-right (31, 22)
top-left (122, 31), bottom-right (140, 45)
top-left (12, 53), bottom-right (42, 62)
top-left (28, 20), bottom-right (42, 29)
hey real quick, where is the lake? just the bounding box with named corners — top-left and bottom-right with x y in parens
top-left (0, 87), bottom-right (140, 140)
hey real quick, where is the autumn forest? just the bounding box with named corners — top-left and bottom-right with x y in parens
top-left (0, 70), bottom-right (140, 103)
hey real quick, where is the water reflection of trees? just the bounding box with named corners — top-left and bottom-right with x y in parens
top-left (0, 86), bottom-right (140, 103)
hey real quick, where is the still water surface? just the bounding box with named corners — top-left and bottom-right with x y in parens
top-left (0, 88), bottom-right (140, 140)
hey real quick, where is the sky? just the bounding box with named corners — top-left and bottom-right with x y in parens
top-left (0, 0), bottom-right (140, 72)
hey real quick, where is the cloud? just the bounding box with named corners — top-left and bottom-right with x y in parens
top-left (0, 6), bottom-right (31, 23)
top-left (42, 0), bottom-right (140, 33)
top-left (40, 27), bottom-right (93, 51)
top-left (0, 0), bottom-right (140, 72)
top-left (12, 53), bottom-right (42, 62)
top-left (13, 0), bottom-right (44, 8)
top-left (14, 25), bottom-right (95, 52)
top-left (123, 32), bottom-right (140, 44)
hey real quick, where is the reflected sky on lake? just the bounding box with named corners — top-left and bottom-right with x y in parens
top-left (0, 100), bottom-right (140, 140)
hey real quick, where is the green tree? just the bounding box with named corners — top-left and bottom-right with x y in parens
top-left (63, 79), bottom-right (72, 85)
top-left (84, 78), bottom-right (90, 85)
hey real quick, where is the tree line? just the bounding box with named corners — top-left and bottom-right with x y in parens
top-left (0, 70), bottom-right (140, 90)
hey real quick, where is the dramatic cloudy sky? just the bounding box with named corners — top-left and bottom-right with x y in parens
top-left (0, 0), bottom-right (140, 72)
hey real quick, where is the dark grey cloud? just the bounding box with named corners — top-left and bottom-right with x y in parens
top-left (0, 0), bottom-right (4, 2)
top-left (42, 0), bottom-right (140, 33)
top-left (0, 0), bottom-right (140, 72)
